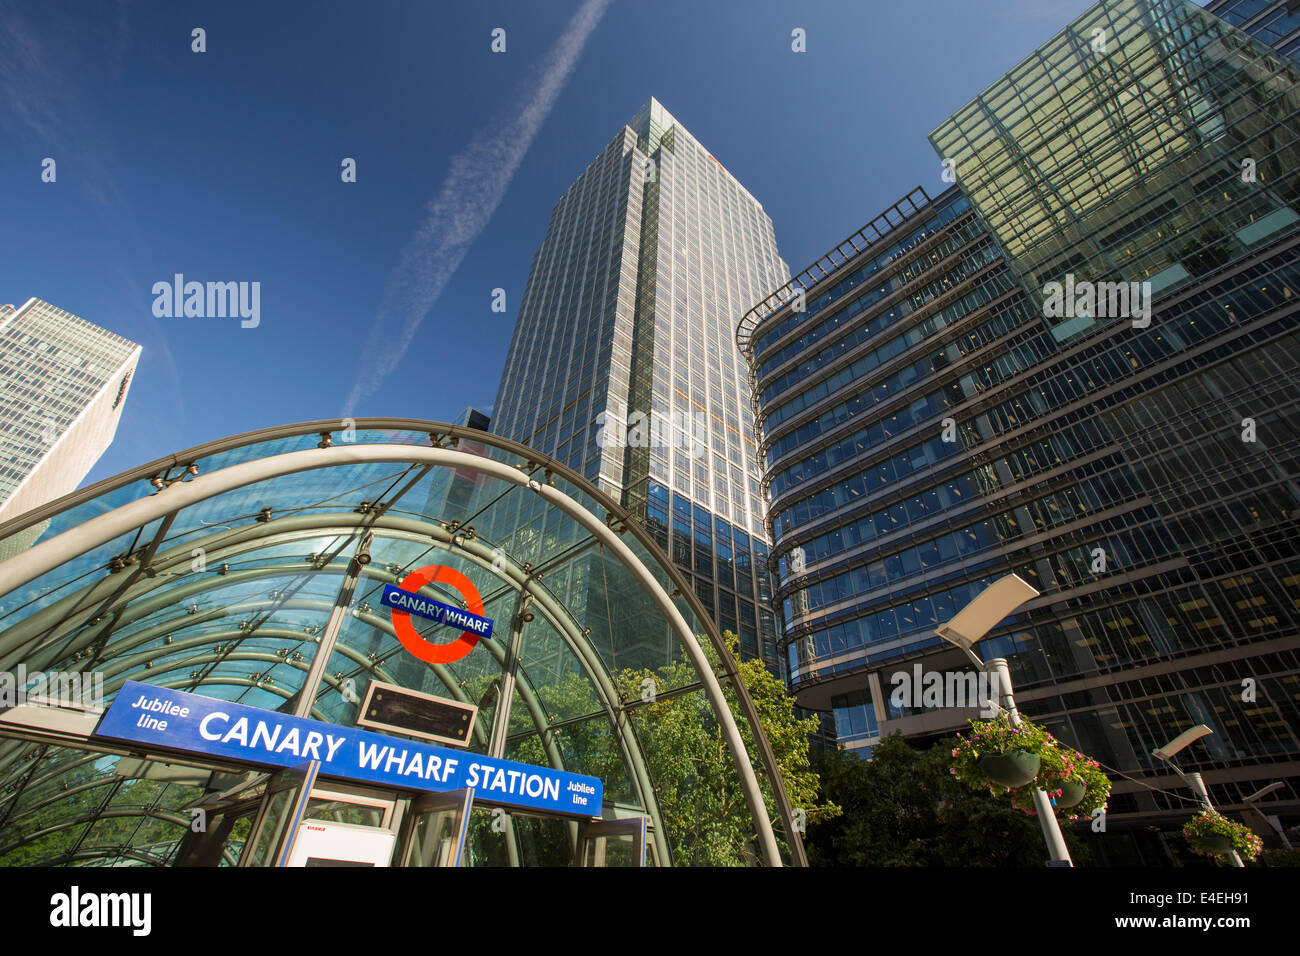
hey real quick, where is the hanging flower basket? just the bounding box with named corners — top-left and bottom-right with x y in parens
top-left (1056, 777), bottom-right (1087, 809)
top-left (1183, 810), bottom-right (1262, 862)
top-left (950, 713), bottom-right (1056, 794)
top-left (977, 750), bottom-right (1041, 788)
top-left (1193, 833), bottom-right (1234, 854)
top-left (951, 713), bottom-right (1111, 821)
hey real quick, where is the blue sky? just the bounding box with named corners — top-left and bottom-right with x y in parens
top-left (0, 0), bottom-right (1102, 487)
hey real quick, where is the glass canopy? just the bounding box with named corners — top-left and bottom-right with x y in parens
top-left (0, 420), bottom-right (799, 866)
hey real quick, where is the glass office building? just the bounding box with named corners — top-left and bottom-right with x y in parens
top-left (741, 0), bottom-right (1300, 857)
top-left (492, 99), bottom-right (790, 672)
top-left (929, 0), bottom-right (1300, 345)
top-left (0, 298), bottom-right (140, 529)
top-left (1204, 0), bottom-right (1300, 57)
top-left (0, 419), bottom-right (801, 866)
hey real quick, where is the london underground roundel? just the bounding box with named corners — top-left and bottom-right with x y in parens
top-left (384, 565), bottom-right (492, 665)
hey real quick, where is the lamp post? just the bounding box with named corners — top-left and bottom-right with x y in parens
top-left (1244, 781), bottom-right (1291, 850)
top-left (935, 573), bottom-right (1073, 867)
top-left (1153, 725), bottom-right (1244, 867)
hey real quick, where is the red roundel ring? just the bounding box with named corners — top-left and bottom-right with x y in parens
top-left (389, 565), bottom-right (485, 664)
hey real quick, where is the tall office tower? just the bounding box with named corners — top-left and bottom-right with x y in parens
top-left (1204, 0), bottom-right (1300, 56)
top-left (741, 0), bottom-right (1300, 859)
top-left (0, 298), bottom-right (141, 535)
top-left (492, 98), bottom-right (790, 670)
top-left (424, 406), bottom-right (493, 520)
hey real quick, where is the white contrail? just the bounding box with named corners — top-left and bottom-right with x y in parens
top-left (343, 0), bottom-right (611, 416)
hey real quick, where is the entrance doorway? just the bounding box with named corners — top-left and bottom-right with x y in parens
top-left (178, 765), bottom-right (648, 867)
top-left (0, 708), bottom-right (649, 867)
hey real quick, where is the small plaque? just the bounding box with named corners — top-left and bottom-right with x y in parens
top-left (355, 680), bottom-right (477, 747)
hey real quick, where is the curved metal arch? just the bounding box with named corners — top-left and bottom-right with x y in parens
top-left (0, 520), bottom-right (370, 671)
top-left (1, 517), bottom-right (676, 862)
top-left (0, 748), bottom-right (103, 808)
top-left (3, 554), bottom-right (674, 866)
top-left (0, 806), bottom-right (192, 860)
top-left (42, 846), bottom-right (183, 867)
top-left (0, 419), bottom-right (802, 866)
top-left (0, 431), bottom-right (793, 864)
top-left (3, 766), bottom-right (151, 828)
top-left (4, 582), bottom-right (566, 774)
top-left (5, 537), bottom-right (657, 792)
top-left (1, 762), bottom-right (209, 854)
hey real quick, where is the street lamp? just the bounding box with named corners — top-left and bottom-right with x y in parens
top-left (1244, 781), bottom-right (1291, 850)
top-left (935, 573), bottom-right (1073, 866)
top-left (1152, 725), bottom-right (1244, 867)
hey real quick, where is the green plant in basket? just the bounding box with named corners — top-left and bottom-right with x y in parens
top-left (950, 712), bottom-right (1052, 793)
top-left (1011, 746), bottom-right (1110, 820)
top-left (952, 712), bottom-right (1110, 821)
top-left (1183, 809), bottom-right (1262, 862)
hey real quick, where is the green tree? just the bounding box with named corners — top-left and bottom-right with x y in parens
top-left (480, 630), bottom-right (837, 866)
top-left (613, 630), bottom-right (838, 866)
top-left (807, 733), bottom-right (1089, 866)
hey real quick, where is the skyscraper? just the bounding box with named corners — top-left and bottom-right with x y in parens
top-left (1204, 0), bottom-right (1300, 56)
top-left (492, 99), bottom-right (790, 670)
top-left (741, 0), bottom-right (1300, 857)
top-left (0, 298), bottom-right (141, 530)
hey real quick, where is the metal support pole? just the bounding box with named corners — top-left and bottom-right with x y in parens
top-left (292, 542), bottom-right (366, 719)
top-left (1187, 771), bottom-right (1244, 867)
top-left (489, 590), bottom-right (531, 870)
top-left (987, 657), bottom-right (1073, 866)
top-left (1268, 815), bottom-right (1292, 850)
top-left (488, 592), bottom-right (532, 759)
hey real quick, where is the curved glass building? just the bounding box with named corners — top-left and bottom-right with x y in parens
top-left (0, 420), bottom-right (802, 867)
top-left (741, 0), bottom-right (1300, 861)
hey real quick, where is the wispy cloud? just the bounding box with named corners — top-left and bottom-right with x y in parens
top-left (0, 3), bottom-right (61, 141)
top-left (342, 0), bottom-right (611, 416)
top-left (0, 0), bottom-right (127, 207)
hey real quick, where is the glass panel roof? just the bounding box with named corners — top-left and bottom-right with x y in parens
top-left (0, 420), bottom-right (783, 866)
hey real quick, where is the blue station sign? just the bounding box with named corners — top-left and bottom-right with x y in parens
top-left (379, 584), bottom-right (494, 640)
top-left (94, 681), bottom-right (602, 816)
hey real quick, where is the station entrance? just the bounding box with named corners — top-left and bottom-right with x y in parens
top-left (178, 763), bottom-right (650, 868)
top-left (0, 707), bottom-right (650, 867)
top-left (0, 420), bottom-right (797, 867)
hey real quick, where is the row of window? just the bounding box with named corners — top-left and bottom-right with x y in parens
top-left (760, 242), bottom-right (1007, 432)
top-left (787, 521), bottom-right (1175, 674)
top-left (767, 252), bottom-right (1299, 503)
top-left (753, 217), bottom-right (987, 388)
top-left (771, 413), bottom-right (1110, 539)
top-left (757, 242), bottom-right (1013, 411)
top-left (763, 287), bottom-right (1043, 462)
top-left (778, 450), bottom-right (1140, 585)
top-left (749, 191), bottom-right (970, 359)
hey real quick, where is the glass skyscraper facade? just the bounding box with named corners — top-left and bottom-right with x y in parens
top-left (930, 0), bottom-right (1300, 343)
top-left (741, 0), bottom-right (1300, 856)
top-left (1205, 0), bottom-right (1300, 57)
top-left (493, 99), bottom-right (789, 671)
top-left (0, 297), bottom-right (140, 529)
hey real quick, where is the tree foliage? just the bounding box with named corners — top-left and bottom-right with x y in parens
top-left (590, 631), bottom-right (837, 865)
top-left (806, 732), bottom-right (1090, 866)
top-left (485, 630), bottom-right (837, 866)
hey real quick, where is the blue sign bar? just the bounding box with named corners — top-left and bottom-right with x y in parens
top-left (380, 584), bottom-right (494, 640)
top-left (94, 681), bottom-right (601, 816)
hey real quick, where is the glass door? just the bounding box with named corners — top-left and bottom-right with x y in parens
top-left (238, 760), bottom-right (320, 866)
top-left (575, 817), bottom-right (647, 867)
top-left (399, 788), bottom-right (473, 867)
top-left (173, 795), bottom-right (262, 867)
